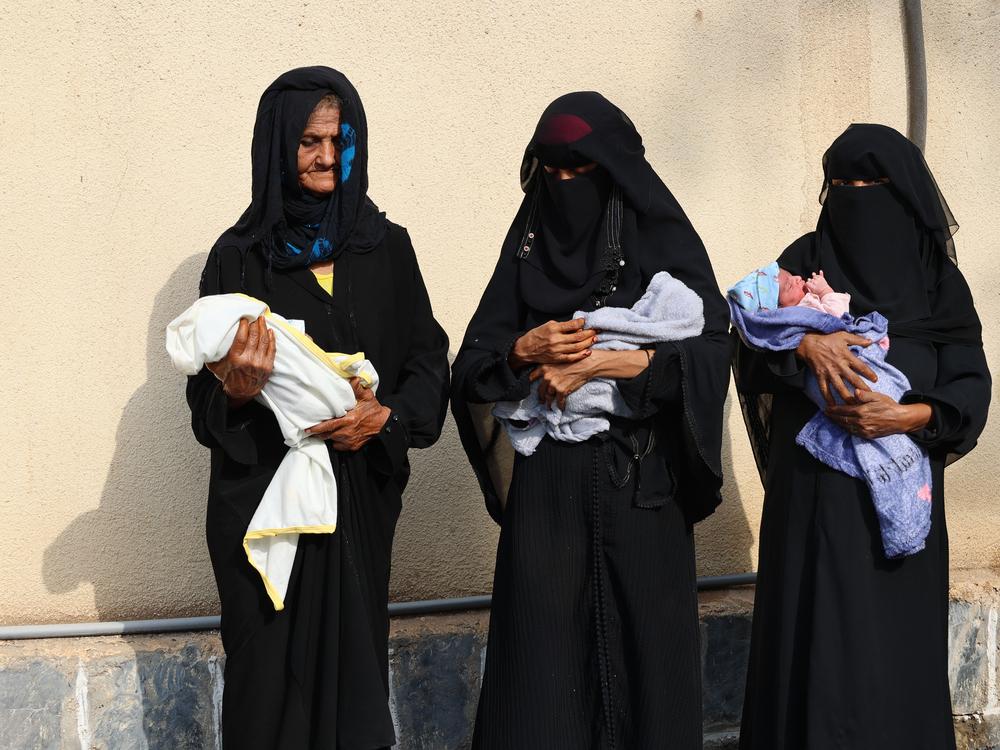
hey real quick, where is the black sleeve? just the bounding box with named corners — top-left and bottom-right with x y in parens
top-left (732, 332), bottom-right (808, 395)
top-left (452, 226), bottom-right (532, 405)
top-left (367, 231), bottom-right (450, 477)
top-left (616, 342), bottom-right (681, 418)
top-left (449, 228), bottom-right (533, 523)
top-left (185, 246), bottom-right (271, 465)
top-left (900, 340), bottom-right (991, 457)
top-left (459, 334), bottom-right (533, 404)
top-left (900, 268), bottom-right (990, 458)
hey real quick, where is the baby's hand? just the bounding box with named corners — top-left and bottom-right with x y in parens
top-left (806, 270), bottom-right (833, 296)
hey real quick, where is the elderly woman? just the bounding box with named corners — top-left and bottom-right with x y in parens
top-left (735, 124), bottom-right (991, 749)
top-left (186, 67), bottom-right (449, 749)
top-left (452, 92), bottom-right (731, 749)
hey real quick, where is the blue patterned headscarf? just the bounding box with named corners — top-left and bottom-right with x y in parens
top-left (214, 66), bottom-right (386, 272)
top-left (281, 121), bottom-right (360, 262)
top-left (727, 261), bottom-right (780, 312)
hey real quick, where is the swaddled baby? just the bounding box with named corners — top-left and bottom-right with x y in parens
top-left (776, 268), bottom-right (849, 317)
top-left (727, 262), bottom-right (933, 559)
top-left (731, 260), bottom-right (849, 316)
top-left (166, 293), bottom-right (378, 610)
top-left (732, 261), bottom-right (889, 351)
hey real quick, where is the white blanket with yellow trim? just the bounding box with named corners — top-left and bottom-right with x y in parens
top-left (165, 293), bottom-right (378, 611)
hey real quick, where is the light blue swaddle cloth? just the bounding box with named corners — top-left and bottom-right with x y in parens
top-left (493, 271), bottom-right (704, 456)
top-left (729, 260), bottom-right (781, 312)
top-left (728, 265), bottom-right (933, 559)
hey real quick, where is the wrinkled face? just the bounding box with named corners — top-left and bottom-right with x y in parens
top-left (543, 162), bottom-right (598, 181)
top-left (777, 268), bottom-right (806, 307)
top-left (297, 104), bottom-right (340, 196)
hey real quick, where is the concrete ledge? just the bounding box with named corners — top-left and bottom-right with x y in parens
top-left (1, 571), bottom-right (997, 749)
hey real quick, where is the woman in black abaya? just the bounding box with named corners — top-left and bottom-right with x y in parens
top-left (451, 92), bottom-right (731, 749)
top-left (736, 124), bottom-right (991, 749)
top-left (185, 67), bottom-right (449, 749)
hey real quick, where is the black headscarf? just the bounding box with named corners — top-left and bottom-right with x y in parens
top-left (452, 92), bottom-right (731, 522)
top-left (736, 124), bottom-right (987, 484)
top-left (512, 92), bottom-right (726, 319)
top-left (214, 66), bottom-right (386, 274)
top-left (779, 123), bottom-right (981, 345)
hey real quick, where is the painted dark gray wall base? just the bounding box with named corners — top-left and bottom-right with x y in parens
top-left (1, 577), bottom-right (997, 749)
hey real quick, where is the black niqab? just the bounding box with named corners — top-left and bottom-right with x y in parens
top-left (214, 66), bottom-right (386, 273)
top-left (779, 123), bottom-right (980, 345)
top-left (514, 92), bottom-right (721, 318)
top-left (522, 167), bottom-right (611, 312)
top-left (822, 183), bottom-right (927, 321)
top-left (452, 92), bottom-right (732, 748)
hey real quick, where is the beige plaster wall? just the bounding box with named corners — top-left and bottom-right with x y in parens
top-left (1, 1), bottom-right (996, 624)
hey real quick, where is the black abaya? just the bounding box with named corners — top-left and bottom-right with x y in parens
top-left (186, 67), bottom-right (449, 749)
top-left (452, 92), bottom-right (731, 749)
top-left (736, 333), bottom-right (988, 749)
top-left (466, 377), bottom-right (704, 749)
top-left (737, 125), bottom-right (991, 749)
top-left (188, 225), bottom-right (449, 749)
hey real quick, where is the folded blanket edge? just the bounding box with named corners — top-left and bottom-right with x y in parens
top-left (243, 524), bottom-right (338, 611)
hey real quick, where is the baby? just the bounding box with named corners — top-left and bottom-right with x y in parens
top-left (731, 261), bottom-right (849, 316)
top-left (728, 261), bottom-right (932, 559)
top-left (777, 268), bottom-right (850, 317)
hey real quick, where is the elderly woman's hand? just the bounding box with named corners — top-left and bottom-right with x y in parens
top-left (206, 316), bottom-right (276, 408)
top-left (509, 319), bottom-right (598, 368)
top-left (826, 390), bottom-right (933, 438)
top-left (530, 356), bottom-right (598, 411)
top-left (795, 331), bottom-right (877, 405)
top-left (305, 378), bottom-right (391, 451)
top-left (530, 349), bottom-right (651, 410)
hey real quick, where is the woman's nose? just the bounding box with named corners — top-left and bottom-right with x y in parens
top-left (317, 140), bottom-right (337, 167)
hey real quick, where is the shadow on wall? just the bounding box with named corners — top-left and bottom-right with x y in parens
top-left (43, 254), bottom-right (217, 621)
top-left (390, 396), bottom-right (501, 602)
top-left (696, 397), bottom-right (756, 578)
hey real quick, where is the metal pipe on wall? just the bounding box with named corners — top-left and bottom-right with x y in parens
top-left (0, 573), bottom-right (757, 641)
top-left (902, 0), bottom-right (928, 151)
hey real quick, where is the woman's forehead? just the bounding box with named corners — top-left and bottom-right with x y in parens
top-left (303, 106), bottom-right (340, 128)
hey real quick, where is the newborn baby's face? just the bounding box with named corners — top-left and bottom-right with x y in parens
top-left (777, 268), bottom-right (806, 307)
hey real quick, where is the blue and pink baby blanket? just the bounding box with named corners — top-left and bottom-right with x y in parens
top-left (728, 287), bottom-right (933, 559)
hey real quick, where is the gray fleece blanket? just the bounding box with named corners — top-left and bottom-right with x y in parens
top-left (493, 271), bottom-right (704, 455)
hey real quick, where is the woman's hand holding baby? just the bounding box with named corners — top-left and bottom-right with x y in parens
top-left (796, 331), bottom-right (878, 405)
top-left (305, 378), bottom-right (391, 451)
top-left (530, 349), bottom-right (652, 410)
top-left (207, 316), bottom-right (276, 408)
top-left (509, 319), bottom-right (598, 368)
top-left (826, 390), bottom-right (933, 438)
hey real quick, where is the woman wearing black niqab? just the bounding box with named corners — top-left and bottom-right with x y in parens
top-left (736, 124), bottom-right (991, 749)
top-left (185, 67), bottom-right (449, 749)
top-left (451, 92), bottom-right (731, 749)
